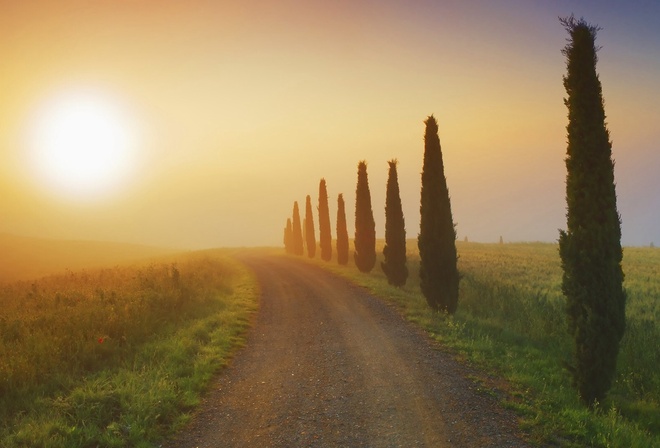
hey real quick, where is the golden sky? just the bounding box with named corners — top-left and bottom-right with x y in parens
top-left (1, 0), bottom-right (659, 248)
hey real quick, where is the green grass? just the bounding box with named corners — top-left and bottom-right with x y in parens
top-left (0, 249), bottom-right (259, 447)
top-left (302, 241), bottom-right (660, 447)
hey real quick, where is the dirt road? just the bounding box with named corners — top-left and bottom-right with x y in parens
top-left (165, 254), bottom-right (529, 447)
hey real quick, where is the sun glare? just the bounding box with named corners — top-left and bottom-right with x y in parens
top-left (27, 88), bottom-right (140, 200)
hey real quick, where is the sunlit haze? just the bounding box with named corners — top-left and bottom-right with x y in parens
top-left (1, 0), bottom-right (659, 248)
top-left (26, 87), bottom-right (140, 200)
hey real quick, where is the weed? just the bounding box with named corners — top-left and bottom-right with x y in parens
top-left (0, 250), bottom-right (259, 446)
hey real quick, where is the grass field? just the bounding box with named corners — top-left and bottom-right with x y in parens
top-left (3, 240), bottom-right (656, 447)
top-left (306, 241), bottom-right (660, 448)
top-left (0, 249), bottom-right (259, 447)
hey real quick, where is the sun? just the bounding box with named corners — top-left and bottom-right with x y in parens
top-left (27, 88), bottom-right (140, 200)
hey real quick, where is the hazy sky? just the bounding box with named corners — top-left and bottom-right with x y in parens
top-left (1, 0), bottom-right (659, 249)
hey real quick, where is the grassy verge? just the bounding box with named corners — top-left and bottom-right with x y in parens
top-left (0, 249), bottom-right (259, 447)
top-left (301, 241), bottom-right (659, 447)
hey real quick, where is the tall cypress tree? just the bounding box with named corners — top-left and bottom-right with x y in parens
top-left (318, 179), bottom-right (333, 262)
top-left (292, 201), bottom-right (304, 256)
top-left (381, 160), bottom-right (408, 286)
top-left (418, 115), bottom-right (459, 314)
top-left (305, 195), bottom-right (316, 258)
top-left (336, 193), bottom-right (349, 265)
top-left (284, 218), bottom-right (293, 254)
top-left (354, 161), bottom-right (376, 273)
top-left (558, 16), bottom-right (626, 407)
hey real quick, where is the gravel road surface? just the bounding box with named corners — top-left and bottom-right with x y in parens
top-left (165, 254), bottom-right (530, 447)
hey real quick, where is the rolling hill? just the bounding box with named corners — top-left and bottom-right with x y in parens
top-left (0, 233), bottom-right (177, 282)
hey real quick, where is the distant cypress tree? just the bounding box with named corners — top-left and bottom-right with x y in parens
top-left (284, 218), bottom-right (293, 254)
top-left (318, 179), bottom-right (333, 261)
top-left (354, 161), bottom-right (376, 273)
top-left (305, 195), bottom-right (316, 258)
top-left (381, 160), bottom-right (408, 286)
top-left (418, 115), bottom-right (459, 313)
top-left (558, 16), bottom-right (626, 407)
top-left (292, 201), bottom-right (304, 256)
top-left (336, 193), bottom-right (349, 265)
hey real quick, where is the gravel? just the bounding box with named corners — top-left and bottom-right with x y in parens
top-left (164, 254), bottom-right (532, 448)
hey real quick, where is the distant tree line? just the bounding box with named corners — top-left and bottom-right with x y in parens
top-left (280, 14), bottom-right (625, 409)
top-left (281, 115), bottom-right (457, 302)
top-left (283, 179), bottom-right (347, 264)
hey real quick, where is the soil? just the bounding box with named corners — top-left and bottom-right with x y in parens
top-left (164, 253), bottom-right (531, 447)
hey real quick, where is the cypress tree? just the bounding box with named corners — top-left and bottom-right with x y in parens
top-left (292, 201), bottom-right (304, 256)
top-left (284, 218), bottom-right (293, 254)
top-left (418, 115), bottom-right (459, 314)
top-left (336, 193), bottom-right (349, 265)
top-left (354, 161), bottom-right (376, 273)
top-left (558, 16), bottom-right (626, 407)
top-left (305, 195), bottom-right (316, 258)
top-left (381, 159), bottom-right (408, 286)
top-left (318, 179), bottom-right (333, 261)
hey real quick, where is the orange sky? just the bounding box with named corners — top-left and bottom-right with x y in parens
top-left (1, 0), bottom-right (659, 248)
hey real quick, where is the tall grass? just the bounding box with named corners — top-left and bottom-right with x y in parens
top-left (306, 241), bottom-right (659, 447)
top-left (0, 250), bottom-right (258, 447)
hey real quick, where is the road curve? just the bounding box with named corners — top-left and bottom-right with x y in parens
top-left (165, 253), bottom-right (529, 447)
